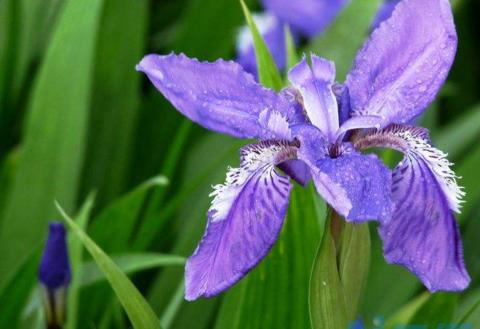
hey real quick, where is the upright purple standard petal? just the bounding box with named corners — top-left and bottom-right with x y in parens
top-left (345, 0), bottom-right (457, 127)
top-left (185, 140), bottom-right (297, 300)
top-left (262, 0), bottom-right (349, 37)
top-left (39, 222), bottom-right (71, 289)
top-left (237, 13), bottom-right (287, 76)
top-left (289, 55), bottom-right (339, 141)
top-left (137, 53), bottom-right (297, 140)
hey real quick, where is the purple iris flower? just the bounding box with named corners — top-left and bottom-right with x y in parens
top-left (137, 0), bottom-right (470, 300)
top-left (236, 0), bottom-right (349, 75)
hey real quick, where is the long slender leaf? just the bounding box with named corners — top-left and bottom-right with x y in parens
top-left (80, 253), bottom-right (185, 287)
top-left (435, 104), bottom-right (480, 159)
top-left (89, 176), bottom-right (168, 253)
top-left (0, 0), bottom-right (104, 293)
top-left (409, 293), bottom-right (458, 329)
top-left (454, 298), bottom-right (480, 328)
top-left (385, 292), bottom-right (430, 329)
top-left (81, 0), bottom-right (148, 206)
top-left (57, 202), bottom-right (162, 329)
top-left (66, 193), bottom-right (95, 329)
top-left (240, 0), bottom-right (283, 90)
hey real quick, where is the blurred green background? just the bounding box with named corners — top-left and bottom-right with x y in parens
top-left (0, 0), bottom-right (479, 328)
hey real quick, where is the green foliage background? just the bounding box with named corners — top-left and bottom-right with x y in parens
top-left (0, 0), bottom-right (479, 328)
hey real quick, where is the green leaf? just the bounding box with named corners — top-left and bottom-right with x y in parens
top-left (0, 0), bottom-right (104, 293)
top-left (409, 292), bottom-right (458, 329)
top-left (89, 176), bottom-right (168, 253)
top-left (0, 251), bottom-right (39, 327)
top-left (56, 202), bottom-right (162, 329)
top-left (309, 212), bottom-right (348, 329)
top-left (384, 292), bottom-right (430, 329)
top-left (456, 143), bottom-right (480, 222)
top-left (240, 0), bottom-right (283, 90)
top-left (435, 103), bottom-right (480, 160)
top-left (81, 0), bottom-right (148, 206)
top-left (285, 25), bottom-right (298, 71)
top-left (454, 297), bottom-right (480, 328)
top-left (67, 193), bottom-right (96, 329)
top-left (215, 185), bottom-right (323, 329)
top-left (80, 253), bottom-right (185, 287)
top-left (338, 222), bottom-right (371, 319)
top-left (308, 0), bottom-right (381, 80)
top-left (171, 0), bottom-right (255, 60)
top-left (133, 122), bottom-right (192, 250)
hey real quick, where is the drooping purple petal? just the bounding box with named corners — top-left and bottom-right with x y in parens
top-left (354, 124), bottom-right (465, 213)
top-left (380, 157), bottom-right (470, 291)
top-left (185, 140), bottom-right (298, 300)
top-left (262, 0), bottom-right (349, 37)
top-left (236, 13), bottom-right (287, 77)
top-left (137, 53), bottom-right (297, 140)
top-left (370, 0), bottom-right (401, 31)
top-left (314, 148), bottom-right (393, 222)
top-left (345, 0), bottom-right (457, 127)
top-left (353, 125), bottom-right (469, 291)
top-left (288, 55), bottom-right (339, 141)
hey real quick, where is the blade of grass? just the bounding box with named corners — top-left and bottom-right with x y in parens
top-left (385, 292), bottom-right (430, 329)
top-left (0, 0), bottom-right (105, 293)
top-left (81, 0), bottom-right (148, 207)
top-left (454, 298), bottom-right (480, 329)
top-left (240, 0), bottom-right (283, 90)
top-left (81, 254), bottom-right (185, 287)
top-left (435, 104), bottom-right (480, 160)
top-left (56, 201), bottom-right (162, 329)
top-left (285, 25), bottom-right (298, 71)
top-left (66, 193), bottom-right (95, 329)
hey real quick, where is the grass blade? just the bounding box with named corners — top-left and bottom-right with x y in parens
top-left (66, 193), bottom-right (95, 329)
top-left (240, 0), bottom-right (283, 90)
top-left (0, 0), bottom-right (104, 293)
top-left (56, 202), bottom-right (162, 329)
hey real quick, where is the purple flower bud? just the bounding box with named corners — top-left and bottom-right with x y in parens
top-left (39, 222), bottom-right (71, 328)
top-left (39, 222), bottom-right (71, 289)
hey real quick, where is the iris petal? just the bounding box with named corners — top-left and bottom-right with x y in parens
top-left (137, 53), bottom-right (298, 140)
top-left (314, 150), bottom-right (393, 222)
top-left (185, 140), bottom-right (296, 300)
top-left (345, 0), bottom-right (457, 126)
top-left (380, 156), bottom-right (470, 291)
top-left (354, 124), bottom-right (469, 291)
top-left (289, 55), bottom-right (339, 141)
top-left (262, 0), bottom-right (349, 37)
